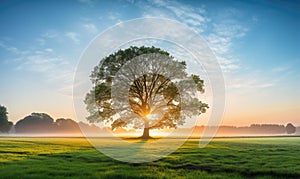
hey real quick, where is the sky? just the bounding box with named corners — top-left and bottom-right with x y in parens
top-left (0, 0), bottom-right (299, 127)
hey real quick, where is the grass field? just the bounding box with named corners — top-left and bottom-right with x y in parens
top-left (0, 137), bottom-right (299, 178)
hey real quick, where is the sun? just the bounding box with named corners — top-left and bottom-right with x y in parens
top-left (146, 113), bottom-right (156, 120)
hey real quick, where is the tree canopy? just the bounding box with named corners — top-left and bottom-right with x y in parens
top-left (85, 46), bottom-right (208, 138)
top-left (15, 113), bottom-right (54, 133)
top-left (15, 113), bottom-right (83, 134)
top-left (286, 123), bottom-right (296, 134)
top-left (0, 105), bottom-right (13, 133)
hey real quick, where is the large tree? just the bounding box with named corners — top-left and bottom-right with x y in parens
top-left (0, 105), bottom-right (13, 133)
top-left (85, 46), bottom-right (208, 138)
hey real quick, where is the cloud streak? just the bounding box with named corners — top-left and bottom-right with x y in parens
top-left (0, 41), bottom-right (30, 56)
top-left (83, 23), bottom-right (98, 34)
top-left (15, 53), bottom-right (74, 96)
top-left (0, 39), bottom-right (75, 97)
top-left (66, 32), bottom-right (80, 44)
top-left (140, 0), bottom-right (241, 71)
top-left (136, 0), bottom-right (276, 92)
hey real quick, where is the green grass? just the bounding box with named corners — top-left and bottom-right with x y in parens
top-left (0, 137), bottom-right (299, 178)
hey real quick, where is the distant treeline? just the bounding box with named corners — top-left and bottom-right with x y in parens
top-left (13, 113), bottom-right (103, 134)
top-left (192, 124), bottom-right (298, 136)
top-left (1, 112), bottom-right (299, 135)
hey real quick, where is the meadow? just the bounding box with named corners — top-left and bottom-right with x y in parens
top-left (0, 137), bottom-right (299, 178)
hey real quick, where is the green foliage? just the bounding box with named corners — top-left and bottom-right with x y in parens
top-left (0, 105), bottom-right (12, 133)
top-left (0, 137), bottom-right (300, 178)
top-left (85, 46), bottom-right (208, 135)
top-left (0, 105), bottom-right (8, 122)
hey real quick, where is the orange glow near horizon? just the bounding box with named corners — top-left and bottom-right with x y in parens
top-left (7, 91), bottom-right (300, 129)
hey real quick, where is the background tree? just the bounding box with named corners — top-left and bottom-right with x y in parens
top-left (85, 46), bottom-right (208, 138)
top-left (15, 113), bottom-right (55, 133)
top-left (55, 118), bottom-right (81, 133)
top-left (14, 112), bottom-right (102, 134)
top-left (286, 123), bottom-right (296, 134)
top-left (0, 105), bottom-right (13, 133)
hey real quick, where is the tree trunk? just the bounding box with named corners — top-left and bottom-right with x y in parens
top-left (140, 121), bottom-right (151, 139)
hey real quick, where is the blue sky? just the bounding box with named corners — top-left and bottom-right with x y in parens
top-left (0, 0), bottom-right (299, 126)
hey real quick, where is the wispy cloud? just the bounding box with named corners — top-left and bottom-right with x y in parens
top-left (14, 52), bottom-right (74, 96)
top-left (0, 41), bottom-right (30, 56)
top-left (37, 30), bottom-right (61, 46)
top-left (45, 48), bottom-right (53, 52)
top-left (141, 1), bottom-right (290, 95)
top-left (0, 38), bottom-right (75, 96)
top-left (206, 22), bottom-right (247, 72)
top-left (227, 75), bottom-right (275, 90)
top-left (147, 0), bottom-right (208, 33)
top-left (107, 12), bottom-right (121, 20)
top-left (135, 0), bottom-right (277, 92)
top-left (83, 23), bottom-right (98, 34)
top-left (272, 65), bottom-right (291, 73)
top-left (36, 38), bottom-right (46, 46)
top-left (141, 0), bottom-right (243, 72)
top-left (0, 41), bottom-right (19, 54)
top-left (1, 24), bottom-right (86, 97)
top-left (65, 32), bottom-right (80, 44)
top-left (42, 30), bottom-right (59, 39)
top-left (77, 0), bottom-right (96, 6)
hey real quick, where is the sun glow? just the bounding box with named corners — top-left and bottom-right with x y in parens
top-left (146, 113), bottom-right (156, 120)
